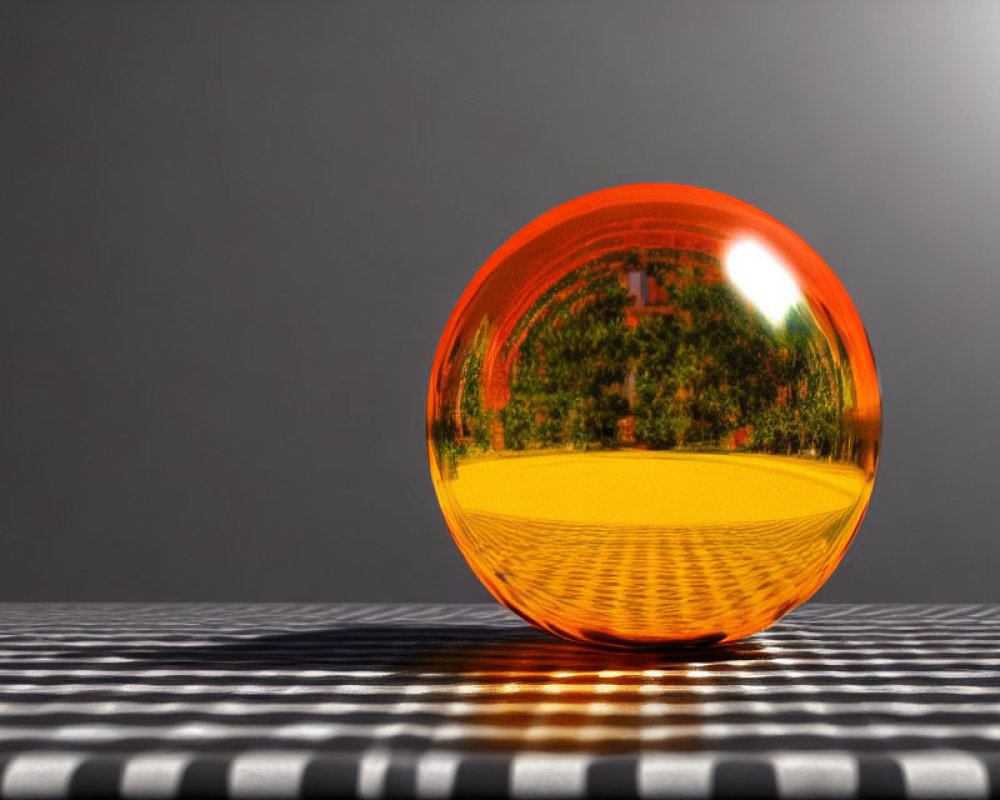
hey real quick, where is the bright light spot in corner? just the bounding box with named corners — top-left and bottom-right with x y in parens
top-left (725, 240), bottom-right (803, 326)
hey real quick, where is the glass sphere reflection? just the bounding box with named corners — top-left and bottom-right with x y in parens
top-left (427, 184), bottom-right (881, 647)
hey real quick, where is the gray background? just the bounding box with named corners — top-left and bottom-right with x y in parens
top-left (1, 1), bottom-right (997, 602)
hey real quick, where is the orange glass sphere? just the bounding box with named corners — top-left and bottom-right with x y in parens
top-left (427, 184), bottom-right (880, 648)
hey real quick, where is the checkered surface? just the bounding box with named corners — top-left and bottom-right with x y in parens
top-left (0, 603), bottom-right (997, 798)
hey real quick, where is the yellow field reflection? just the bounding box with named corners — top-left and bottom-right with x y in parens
top-left (452, 452), bottom-right (865, 526)
top-left (441, 452), bottom-right (870, 647)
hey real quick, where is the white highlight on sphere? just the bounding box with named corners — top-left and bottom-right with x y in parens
top-left (725, 239), bottom-right (804, 325)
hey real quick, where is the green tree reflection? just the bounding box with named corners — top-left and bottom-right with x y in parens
top-left (452, 248), bottom-right (853, 460)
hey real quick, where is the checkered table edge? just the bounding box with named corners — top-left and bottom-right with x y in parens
top-left (0, 603), bottom-right (997, 798)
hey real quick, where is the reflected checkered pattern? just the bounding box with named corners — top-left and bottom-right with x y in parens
top-left (459, 506), bottom-right (855, 639)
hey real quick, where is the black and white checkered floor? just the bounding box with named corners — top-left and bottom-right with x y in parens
top-left (0, 603), bottom-right (998, 798)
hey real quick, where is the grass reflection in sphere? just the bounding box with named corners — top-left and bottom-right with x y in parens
top-left (427, 184), bottom-right (881, 648)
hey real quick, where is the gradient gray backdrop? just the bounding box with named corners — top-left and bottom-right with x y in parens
top-left (2, 1), bottom-right (998, 602)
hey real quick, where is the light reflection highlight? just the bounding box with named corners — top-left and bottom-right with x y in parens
top-left (724, 239), bottom-right (804, 325)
